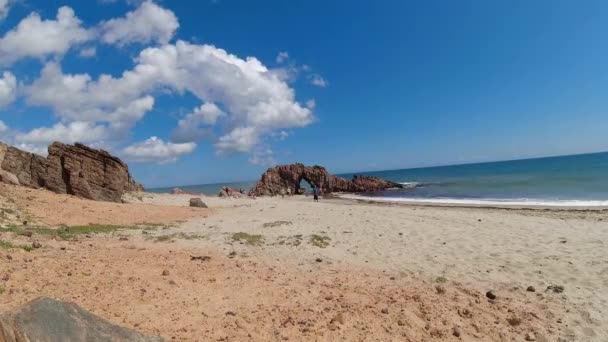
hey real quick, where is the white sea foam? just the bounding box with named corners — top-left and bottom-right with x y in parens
top-left (338, 194), bottom-right (608, 208)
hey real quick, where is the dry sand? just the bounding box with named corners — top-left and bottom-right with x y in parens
top-left (0, 185), bottom-right (606, 341)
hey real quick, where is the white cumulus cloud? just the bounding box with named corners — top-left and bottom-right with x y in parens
top-left (123, 136), bottom-right (196, 163)
top-left (100, 1), bottom-right (179, 46)
top-left (15, 121), bottom-right (109, 145)
top-left (0, 71), bottom-right (16, 107)
top-left (171, 103), bottom-right (223, 143)
top-left (0, 6), bottom-right (93, 66)
top-left (21, 37), bottom-right (312, 162)
top-left (24, 62), bottom-right (155, 138)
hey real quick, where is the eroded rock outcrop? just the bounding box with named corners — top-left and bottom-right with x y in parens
top-left (252, 163), bottom-right (402, 196)
top-left (0, 142), bottom-right (143, 202)
top-left (0, 297), bottom-right (165, 342)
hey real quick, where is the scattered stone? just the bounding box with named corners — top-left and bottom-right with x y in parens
top-left (190, 256), bottom-right (211, 262)
top-left (315, 258), bottom-right (323, 263)
top-left (1, 273), bottom-right (9, 281)
top-left (225, 311), bottom-right (237, 317)
top-left (20, 231), bottom-right (33, 237)
top-left (189, 198), bottom-right (208, 208)
top-left (397, 320), bottom-right (405, 326)
top-left (168, 280), bottom-right (176, 285)
top-left (119, 237), bottom-right (128, 241)
top-left (452, 326), bottom-right (461, 337)
top-left (507, 317), bottom-right (522, 326)
top-left (0, 297), bottom-right (164, 341)
top-left (67, 272), bottom-right (72, 276)
top-left (435, 285), bottom-right (446, 294)
top-left (381, 308), bottom-right (389, 314)
top-left (546, 285), bottom-right (564, 293)
top-left (31, 241), bottom-right (42, 249)
top-left (486, 290), bottom-right (497, 300)
top-left (162, 270), bottom-right (170, 276)
top-left (324, 295), bottom-right (334, 301)
top-left (60, 247), bottom-right (66, 251)
top-left (330, 313), bottom-right (345, 325)
top-left (227, 251), bottom-right (237, 258)
top-left (525, 332), bottom-right (536, 341)
top-left (526, 286), bottom-right (536, 292)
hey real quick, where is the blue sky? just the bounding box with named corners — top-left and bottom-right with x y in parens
top-left (0, 0), bottom-right (607, 188)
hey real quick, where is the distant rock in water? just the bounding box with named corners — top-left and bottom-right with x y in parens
top-left (252, 163), bottom-right (402, 196)
top-left (0, 297), bottom-right (165, 342)
top-left (0, 141), bottom-right (143, 203)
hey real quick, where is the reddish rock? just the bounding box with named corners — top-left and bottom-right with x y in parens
top-left (252, 163), bottom-right (402, 196)
top-left (0, 142), bottom-right (143, 203)
top-left (171, 188), bottom-right (185, 195)
top-left (218, 187), bottom-right (244, 198)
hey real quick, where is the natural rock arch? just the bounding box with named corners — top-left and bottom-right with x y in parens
top-left (252, 163), bottom-right (402, 196)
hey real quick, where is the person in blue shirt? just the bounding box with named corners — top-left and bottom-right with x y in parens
top-left (312, 184), bottom-right (319, 202)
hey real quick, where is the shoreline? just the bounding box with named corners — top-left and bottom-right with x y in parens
top-left (337, 193), bottom-right (608, 210)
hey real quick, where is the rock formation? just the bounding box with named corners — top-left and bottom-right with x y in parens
top-left (0, 297), bottom-right (165, 342)
top-left (218, 187), bottom-right (245, 198)
top-left (252, 163), bottom-right (402, 196)
top-left (0, 142), bottom-right (143, 203)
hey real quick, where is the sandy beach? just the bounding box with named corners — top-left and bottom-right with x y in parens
top-left (0, 184), bottom-right (606, 341)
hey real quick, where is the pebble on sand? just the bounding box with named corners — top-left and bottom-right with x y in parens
top-left (486, 290), bottom-right (497, 300)
top-left (525, 332), bottom-right (536, 341)
top-left (526, 286), bottom-right (536, 292)
top-left (162, 270), bottom-right (170, 276)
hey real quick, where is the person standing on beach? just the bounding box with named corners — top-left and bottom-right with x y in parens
top-left (313, 185), bottom-right (319, 202)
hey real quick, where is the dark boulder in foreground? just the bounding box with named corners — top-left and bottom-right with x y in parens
top-left (252, 163), bottom-right (402, 196)
top-left (0, 297), bottom-right (165, 342)
top-left (0, 142), bottom-right (143, 203)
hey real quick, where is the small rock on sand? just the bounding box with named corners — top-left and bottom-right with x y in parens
top-left (189, 198), bottom-right (208, 208)
top-left (435, 285), bottom-right (446, 294)
top-left (32, 241), bottom-right (42, 249)
top-left (381, 308), bottom-right (389, 314)
top-left (546, 285), bottom-right (564, 293)
top-left (526, 286), bottom-right (536, 292)
top-left (162, 270), bottom-right (170, 276)
top-left (315, 258), bottom-right (323, 263)
top-left (525, 332), bottom-right (536, 341)
top-left (330, 313), bottom-right (345, 325)
top-left (452, 326), bottom-right (461, 337)
top-left (486, 290), bottom-right (497, 300)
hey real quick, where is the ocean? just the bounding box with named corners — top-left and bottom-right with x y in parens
top-left (149, 152), bottom-right (608, 206)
